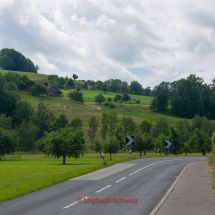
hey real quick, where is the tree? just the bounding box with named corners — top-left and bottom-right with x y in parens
top-left (0, 48), bottom-right (37, 72)
top-left (68, 91), bottom-right (84, 103)
top-left (121, 92), bottom-right (131, 103)
top-left (133, 127), bottom-right (153, 156)
top-left (88, 116), bottom-right (99, 147)
top-left (12, 100), bottom-right (34, 127)
top-left (151, 118), bottom-right (169, 138)
top-left (3, 81), bottom-right (18, 92)
top-left (113, 94), bottom-right (121, 102)
top-left (0, 114), bottom-right (12, 130)
top-left (139, 120), bottom-right (152, 134)
top-left (101, 83), bottom-right (108, 93)
top-left (104, 137), bottom-right (119, 160)
top-left (168, 126), bottom-right (183, 154)
top-left (33, 102), bottom-right (55, 138)
top-left (93, 139), bottom-right (102, 156)
top-left (189, 128), bottom-right (212, 155)
top-left (171, 74), bottom-right (204, 118)
top-left (150, 85), bottom-right (168, 112)
top-left (130, 81), bottom-right (143, 95)
top-left (70, 118), bottom-right (82, 130)
top-left (116, 116), bottom-right (136, 148)
top-left (17, 120), bottom-right (38, 151)
top-left (95, 93), bottom-right (105, 105)
top-left (0, 128), bottom-right (16, 160)
top-left (0, 89), bottom-right (18, 116)
top-left (53, 114), bottom-right (68, 131)
top-left (43, 127), bottom-right (84, 164)
top-left (30, 84), bottom-right (48, 96)
top-left (73, 74), bottom-right (78, 80)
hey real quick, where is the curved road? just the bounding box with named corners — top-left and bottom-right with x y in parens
top-left (0, 156), bottom-right (206, 215)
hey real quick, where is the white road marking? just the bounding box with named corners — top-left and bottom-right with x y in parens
top-left (129, 159), bottom-right (181, 176)
top-left (115, 177), bottom-right (127, 183)
top-left (95, 185), bottom-right (112, 193)
top-left (63, 197), bottom-right (89, 209)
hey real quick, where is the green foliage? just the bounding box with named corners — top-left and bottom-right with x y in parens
top-left (0, 114), bottom-right (12, 130)
top-left (17, 120), bottom-right (38, 151)
top-left (73, 74), bottom-right (78, 80)
top-left (121, 92), bottom-right (131, 103)
top-left (12, 100), bottom-right (34, 127)
top-left (30, 83), bottom-right (48, 96)
top-left (151, 118), bottom-right (169, 138)
top-left (43, 127), bottom-right (84, 164)
top-left (3, 81), bottom-right (18, 91)
top-left (189, 128), bottom-right (212, 155)
top-left (53, 114), bottom-right (68, 131)
top-left (95, 93), bottom-right (105, 105)
top-left (32, 102), bottom-right (54, 138)
top-left (88, 116), bottom-right (99, 146)
top-left (0, 128), bottom-right (16, 160)
top-left (150, 85), bottom-right (168, 112)
top-left (70, 118), bottom-right (82, 130)
top-left (130, 81), bottom-right (143, 95)
top-left (0, 48), bottom-right (38, 73)
top-left (116, 116), bottom-right (136, 148)
top-left (68, 90), bottom-right (84, 103)
top-left (104, 137), bottom-right (120, 160)
top-left (113, 94), bottom-right (121, 102)
top-left (109, 103), bottom-right (116, 108)
top-left (168, 126), bottom-right (183, 154)
top-left (93, 139), bottom-right (102, 155)
top-left (0, 89), bottom-right (19, 116)
top-left (133, 127), bottom-right (153, 156)
top-left (154, 134), bottom-right (167, 154)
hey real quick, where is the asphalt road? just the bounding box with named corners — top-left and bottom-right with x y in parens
top-left (0, 156), bottom-right (206, 215)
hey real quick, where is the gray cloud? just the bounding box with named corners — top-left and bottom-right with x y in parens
top-left (0, 0), bottom-right (215, 87)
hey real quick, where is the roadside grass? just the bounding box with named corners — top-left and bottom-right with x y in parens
top-left (0, 153), bottom-right (143, 202)
top-left (208, 152), bottom-right (215, 191)
top-left (0, 153), bottom-right (202, 202)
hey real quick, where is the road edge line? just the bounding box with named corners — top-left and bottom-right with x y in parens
top-left (149, 163), bottom-right (191, 215)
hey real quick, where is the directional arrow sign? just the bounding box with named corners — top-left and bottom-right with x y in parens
top-left (165, 140), bottom-right (172, 148)
top-left (126, 135), bottom-right (134, 146)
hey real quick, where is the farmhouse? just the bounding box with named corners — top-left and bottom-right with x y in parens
top-left (23, 81), bottom-right (62, 97)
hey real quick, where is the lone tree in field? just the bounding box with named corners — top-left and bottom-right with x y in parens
top-left (43, 127), bottom-right (84, 164)
top-left (95, 93), bottom-right (105, 105)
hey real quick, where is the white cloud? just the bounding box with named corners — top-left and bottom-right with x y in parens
top-left (0, 0), bottom-right (215, 87)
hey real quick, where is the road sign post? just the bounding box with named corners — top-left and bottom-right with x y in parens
top-left (164, 140), bottom-right (172, 155)
top-left (101, 153), bottom-right (104, 165)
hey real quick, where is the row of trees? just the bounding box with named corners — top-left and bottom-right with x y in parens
top-left (0, 49), bottom-right (38, 73)
top-left (150, 74), bottom-right (215, 119)
top-left (90, 113), bottom-right (214, 159)
top-left (0, 89), bottom-right (214, 162)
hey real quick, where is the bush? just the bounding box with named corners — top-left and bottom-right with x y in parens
top-left (109, 103), bottom-right (116, 108)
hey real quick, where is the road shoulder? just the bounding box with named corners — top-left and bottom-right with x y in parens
top-left (152, 161), bottom-right (215, 215)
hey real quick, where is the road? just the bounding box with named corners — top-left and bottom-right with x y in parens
top-left (0, 156), bottom-right (206, 215)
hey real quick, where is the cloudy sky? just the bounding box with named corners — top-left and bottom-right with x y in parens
top-left (0, 0), bottom-right (215, 88)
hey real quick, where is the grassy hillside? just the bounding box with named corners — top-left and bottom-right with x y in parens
top-left (2, 69), bottom-right (184, 127)
top-left (1, 69), bottom-right (49, 81)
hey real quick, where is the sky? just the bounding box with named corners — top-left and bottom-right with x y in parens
top-left (0, 0), bottom-right (215, 88)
